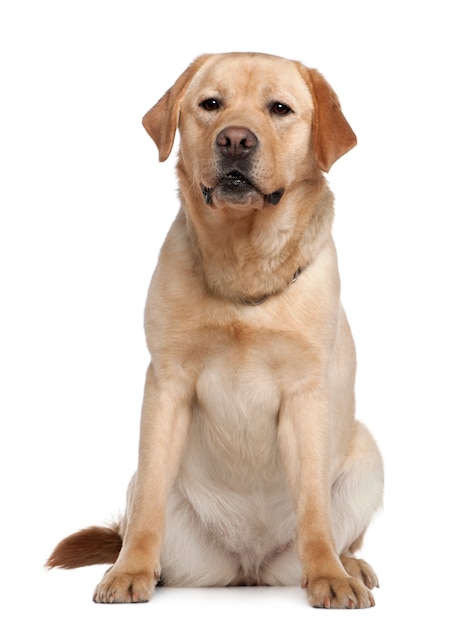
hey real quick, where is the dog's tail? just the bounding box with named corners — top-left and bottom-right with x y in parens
top-left (46, 525), bottom-right (122, 569)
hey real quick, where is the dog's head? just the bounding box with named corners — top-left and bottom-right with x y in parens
top-left (143, 53), bottom-right (356, 212)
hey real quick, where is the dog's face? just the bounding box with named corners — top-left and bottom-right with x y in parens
top-left (178, 54), bottom-right (316, 211)
top-left (143, 53), bottom-right (356, 212)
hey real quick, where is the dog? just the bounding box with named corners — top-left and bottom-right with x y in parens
top-left (47, 52), bottom-right (384, 609)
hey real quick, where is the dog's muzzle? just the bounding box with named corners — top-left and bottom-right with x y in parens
top-left (201, 172), bottom-right (284, 206)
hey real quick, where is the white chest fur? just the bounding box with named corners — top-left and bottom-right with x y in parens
top-left (175, 345), bottom-right (296, 559)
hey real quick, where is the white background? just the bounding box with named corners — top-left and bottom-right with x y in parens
top-left (1, 1), bottom-right (469, 623)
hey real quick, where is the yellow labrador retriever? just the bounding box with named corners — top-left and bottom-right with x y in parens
top-left (48, 52), bottom-right (384, 609)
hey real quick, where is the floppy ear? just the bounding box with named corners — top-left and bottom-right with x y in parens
top-left (142, 55), bottom-right (207, 162)
top-left (305, 69), bottom-right (357, 173)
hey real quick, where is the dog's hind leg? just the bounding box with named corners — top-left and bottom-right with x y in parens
top-left (330, 421), bottom-right (383, 588)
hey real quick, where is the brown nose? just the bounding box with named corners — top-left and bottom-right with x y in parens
top-left (216, 126), bottom-right (258, 159)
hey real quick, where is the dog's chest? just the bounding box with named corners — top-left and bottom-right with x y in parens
top-left (176, 334), bottom-right (298, 555)
top-left (180, 314), bottom-right (315, 468)
top-left (194, 345), bottom-right (281, 469)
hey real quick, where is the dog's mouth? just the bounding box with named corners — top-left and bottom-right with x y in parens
top-left (202, 171), bottom-right (284, 207)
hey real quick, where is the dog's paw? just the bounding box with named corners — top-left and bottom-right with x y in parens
top-left (340, 555), bottom-right (379, 590)
top-left (303, 574), bottom-right (375, 609)
top-left (93, 567), bottom-right (156, 603)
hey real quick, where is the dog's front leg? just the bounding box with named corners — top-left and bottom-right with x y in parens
top-left (278, 390), bottom-right (374, 609)
top-left (93, 363), bottom-right (192, 603)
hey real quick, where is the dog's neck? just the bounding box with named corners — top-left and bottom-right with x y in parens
top-left (238, 263), bottom-right (310, 306)
top-left (181, 181), bottom-right (335, 305)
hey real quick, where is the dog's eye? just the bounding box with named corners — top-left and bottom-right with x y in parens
top-left (271, 102), bottom-right (293, 116)
top-left (199, 98), bottom-right (220, 112)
